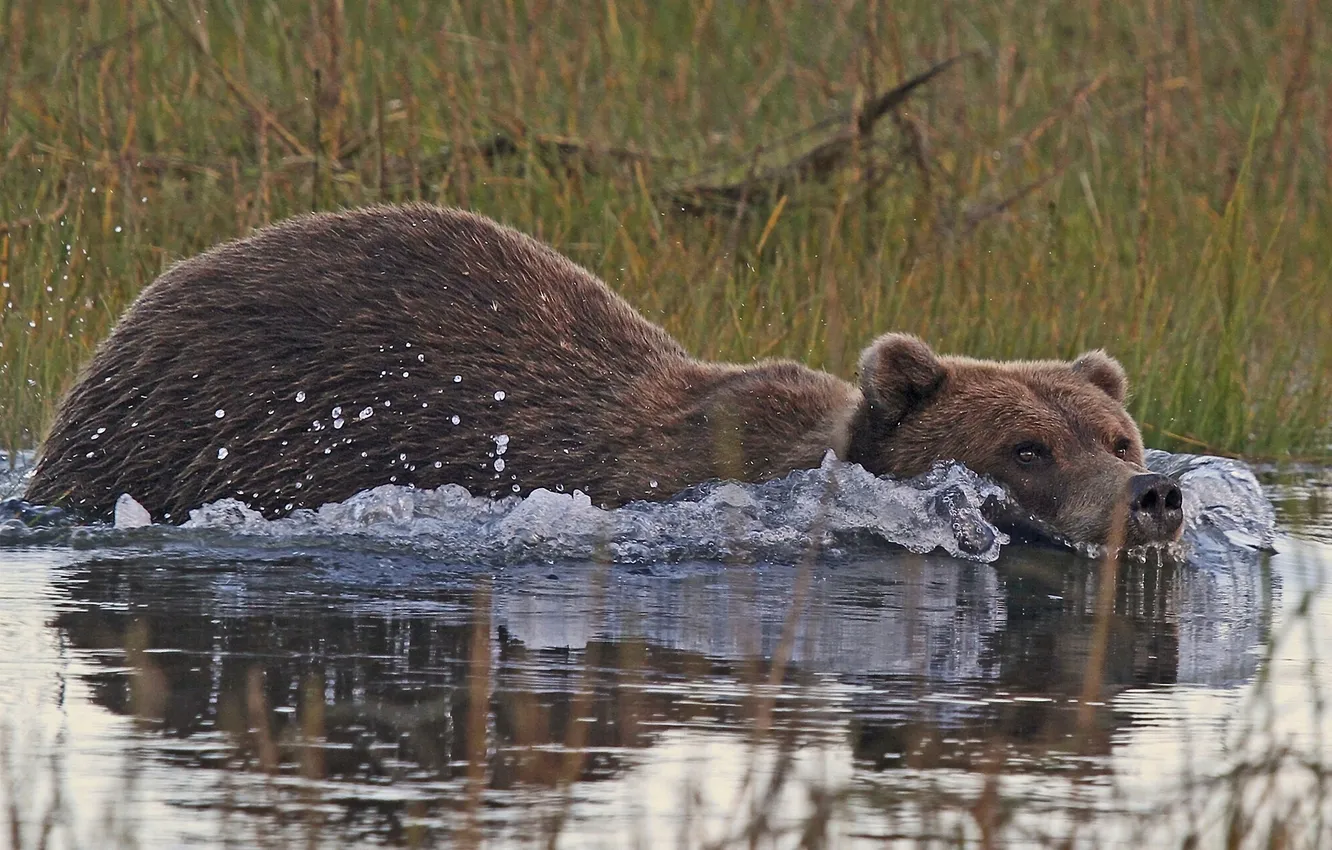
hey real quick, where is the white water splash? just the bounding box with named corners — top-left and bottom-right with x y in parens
top-left (1145, 449), bottom-right (1277, 555)
top-left (0, 450), bottom-right (1280, 566)
top-left (113, 493), bottom-right (152, 529)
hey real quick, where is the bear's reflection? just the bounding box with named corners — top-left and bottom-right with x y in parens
top-left (52, 546), bottom-right (1270, 834)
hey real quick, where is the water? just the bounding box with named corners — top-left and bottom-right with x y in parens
top-left (0, 453), bottom-right (1326, 848)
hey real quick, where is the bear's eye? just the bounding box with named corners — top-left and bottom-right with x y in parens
top-left (1014, 441), bottom-right (1048, 466)
top-left (1113, 438), bottom-right (1132, 459)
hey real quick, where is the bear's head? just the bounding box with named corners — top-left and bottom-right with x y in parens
top-left (847, 333), bottom-right (1183, 547)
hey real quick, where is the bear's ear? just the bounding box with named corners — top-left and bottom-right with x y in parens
top-left (857, 333), bottom-right (947, 423)
top-left (1071, 349), bottom-right (1128, 402)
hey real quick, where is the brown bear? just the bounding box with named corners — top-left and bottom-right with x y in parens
top-left (25, 204), bottom-right (1182, 547)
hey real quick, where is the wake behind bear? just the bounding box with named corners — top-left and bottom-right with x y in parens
top-left (26, 204), bottom-right (1183, 547)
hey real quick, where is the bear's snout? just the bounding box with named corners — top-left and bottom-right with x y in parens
top-left (1126, 473), bottom-right (1184, 543)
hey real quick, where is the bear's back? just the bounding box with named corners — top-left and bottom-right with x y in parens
top-left (128, 204), bottom-right (687, 372)
top-left (27, 205), bottom-right (698, 520)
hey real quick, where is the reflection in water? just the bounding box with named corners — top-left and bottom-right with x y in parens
top-left (37, 540), bottom-right (1272, 845)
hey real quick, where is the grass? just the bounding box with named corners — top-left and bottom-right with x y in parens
top-left (0, 0), bottom-right (1329, 458)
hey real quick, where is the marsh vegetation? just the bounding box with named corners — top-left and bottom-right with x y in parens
top-left (0, 0), bottom-right (1329, 457)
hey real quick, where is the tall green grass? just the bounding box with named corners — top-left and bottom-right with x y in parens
top-left (1, 0), bottom-right (1329, 458)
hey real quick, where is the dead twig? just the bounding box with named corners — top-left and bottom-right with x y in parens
top-left (961, 158), bottom-right (1071, 232)
top-left (454, 123), bottom-right (681, 172)
top-left (149, 0), bottom-right (313, 161)
top-left (0, 183), bottom-right (74, 234)
top-left (25, 144), bottom-right (222, 180)
top-left (76, 17), bottom-right (163, 65)
top-left (956, 71), bottom-right (1120, 234)
top-left (666, 51), bottom-right (977, 214)
top-left (1006, 71), bottom-right (1110, 155)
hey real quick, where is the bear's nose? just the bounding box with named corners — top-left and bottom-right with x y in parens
top-left (1127, 473), bottom-right (1184, 539)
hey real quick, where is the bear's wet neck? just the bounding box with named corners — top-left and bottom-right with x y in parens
top-left (843, 398), bottom-right (896, 476)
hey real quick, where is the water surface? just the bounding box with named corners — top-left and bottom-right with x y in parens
top-left (1, 459), bottom-right (1328, 848)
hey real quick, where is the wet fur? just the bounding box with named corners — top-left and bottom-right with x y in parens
top-left (27, 205), bottom-right (856, 521)
top-left (28, 204), bottom-right (1162, 544)
top-left (847, 338), bottom-right (1157, 545)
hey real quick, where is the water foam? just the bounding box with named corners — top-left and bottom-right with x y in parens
top-left (1, 449), bottom-right (1278, 565)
